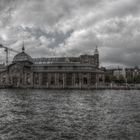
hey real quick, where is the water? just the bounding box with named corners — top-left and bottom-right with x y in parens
top-left (0, 90), bottom-right (140, 140)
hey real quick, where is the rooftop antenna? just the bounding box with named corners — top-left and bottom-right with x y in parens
top-left (64, 53), bottom-right (69, 62)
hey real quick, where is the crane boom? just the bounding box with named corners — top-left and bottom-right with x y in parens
top-left (0, 44), bottom-right (19, 53)
top-left (0, 44), bottom-right (19, 65)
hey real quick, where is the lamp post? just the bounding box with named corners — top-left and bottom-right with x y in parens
top-left (110, 82), bottom-right (112, 89)
top-left (125, 78), bottom-right (127, 89)
top-left (95, 82), bottom-right (98, 89)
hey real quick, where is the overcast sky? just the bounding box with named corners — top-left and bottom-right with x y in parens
top-left (0, 0), bottom-right (140, 67)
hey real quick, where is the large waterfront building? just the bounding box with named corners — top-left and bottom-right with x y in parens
top-left (0, 46), bottom-right (104, 88)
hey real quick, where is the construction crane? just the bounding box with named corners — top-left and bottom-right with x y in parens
top-left (0, 44), bottom-right (19, 65)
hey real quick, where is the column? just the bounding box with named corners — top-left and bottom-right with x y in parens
top-left (24, 72), bottom-right (27, 86)
top-left (30, 72), bottom-right (34, 88)
top-left (102, 74), bottom-right (105, 85)
top-left (0, 74), bottom-right (1, 85)
top-left (6, 72), bottom-right (9, 85)
top-left (57, 73), bottom-right (59, 87)
top-left (48, 73), bottom-right (51, 88)
top-left (55, 73), bottom-right (59, 88)
top-left (39, 73), bottom-right (42, 88)
top-left (96, 74), bottom-right (99, 85)
top-left (88, 73), bottom-right (90, 87)
top-left (79, 73), bottom-right (82, 88)
top-left (63, 73), bottom-right (66, 88)
top-left (72, 73), bottom-right (76, 87)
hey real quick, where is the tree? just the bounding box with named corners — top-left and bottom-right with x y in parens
top-left (111, 76), bottom-right (118, 83)
top-left (118, 75), bottom-right (125, 84)
top-left (105, 75), bottom-right (111, 83)
top-left (127, 76), bottom-right (133, 84)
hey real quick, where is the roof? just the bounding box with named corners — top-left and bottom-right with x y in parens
top-left (33, 57), bottom-right (80, 64)
top-left (13, 51), bottom-right (33, 63)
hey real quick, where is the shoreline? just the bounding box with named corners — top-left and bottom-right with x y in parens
top-left (0, 86), bottom-right (140, 90)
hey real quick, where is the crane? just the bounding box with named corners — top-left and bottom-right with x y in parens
top-left (0, 44), bottom-right (19, 65)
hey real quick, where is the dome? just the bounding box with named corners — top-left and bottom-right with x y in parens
top-left (13, 52), bottom-right (33, 63)
top-left (13, 44), bottom-right (33, 63)
top-left (13, 45), bottom-right (33, 64)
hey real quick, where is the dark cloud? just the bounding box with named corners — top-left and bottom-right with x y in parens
top-left (0, 0), bottom-right (140, 66)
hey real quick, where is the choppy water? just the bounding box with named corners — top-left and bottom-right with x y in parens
top-left (0, 90), bottom-right (140, 140)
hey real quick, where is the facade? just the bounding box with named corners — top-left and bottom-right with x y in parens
top-left (104, 68), bottom-right (126, 79)
top-left (125, 67), bottom-right (140, 78)
top-left (0, 46), bottom-right (104, 89)
top-left (125, 66), bottom-right (140, 83)
top-left (104, 66), bottom-right (140, 84)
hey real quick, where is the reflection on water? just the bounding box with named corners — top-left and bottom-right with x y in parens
top-left (0, 89), bottom-right (140, 140)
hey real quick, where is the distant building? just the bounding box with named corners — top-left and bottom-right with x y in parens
top-left (104, 68), bottom-right (125, 78)
top-left (0, 46), bottom-right (104, 88)
top-left (113, 68), bottom-right (126, 79)
top-left (125, 66), bottom-right (140, 83)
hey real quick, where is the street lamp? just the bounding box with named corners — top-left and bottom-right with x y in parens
top-left (125, 78), bottom-right (127, 88)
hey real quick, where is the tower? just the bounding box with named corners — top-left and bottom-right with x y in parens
top-left (94, 45), bottom-right (99, 68)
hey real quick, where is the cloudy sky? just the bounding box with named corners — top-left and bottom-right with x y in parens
top-left (0, 0), bottom-right (140, 67)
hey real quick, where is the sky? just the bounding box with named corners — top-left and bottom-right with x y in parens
top-left (0, 0), bottom-right (140, 67)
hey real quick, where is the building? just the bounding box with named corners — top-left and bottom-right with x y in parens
top-left (125, 66), bottom-right (140, 83)
top-left (0, 46), bottom-right (104, 89)
top-left (105, 68), bottom-right (126, 79)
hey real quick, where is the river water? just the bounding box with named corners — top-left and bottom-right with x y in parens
top-left (0, 89), bottom-right (140, 140)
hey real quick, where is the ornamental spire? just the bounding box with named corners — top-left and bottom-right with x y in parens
top-left (94, 45), bottom-right (99, 55)
top-left (22, 42), bottom-right (25, 52)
